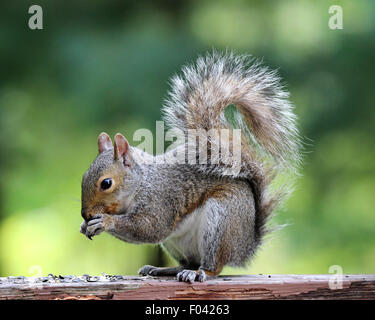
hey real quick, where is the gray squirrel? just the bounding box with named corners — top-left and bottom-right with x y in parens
top-left (80, 52), bottom-right (301, 283)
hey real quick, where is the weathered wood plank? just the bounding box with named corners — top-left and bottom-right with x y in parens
top-left (0, 274), bottom-right (374, 300)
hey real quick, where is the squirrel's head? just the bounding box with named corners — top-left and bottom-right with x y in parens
top-left (81, 132), bottom-right (137, 221)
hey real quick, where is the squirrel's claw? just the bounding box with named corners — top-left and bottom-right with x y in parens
top-left (85, 215), bottom-right (105, 239)
top-left (80, 221), bottom-right (87, 235)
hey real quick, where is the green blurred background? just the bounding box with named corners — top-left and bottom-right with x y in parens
top-left (0, 0), bottom-right (374, 277)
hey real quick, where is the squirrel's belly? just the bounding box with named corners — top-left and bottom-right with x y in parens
top-left (162, 206), bottom-right (208, 266)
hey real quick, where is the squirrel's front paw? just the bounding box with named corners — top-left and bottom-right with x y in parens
top-left (85, 214), bottom-right (105, 240)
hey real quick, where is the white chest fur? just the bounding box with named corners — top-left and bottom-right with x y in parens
top-left (162, 206), bottom-right (208, 265)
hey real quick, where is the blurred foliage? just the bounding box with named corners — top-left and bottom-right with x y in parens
top-left (0, 0), bottom-right (374, 277)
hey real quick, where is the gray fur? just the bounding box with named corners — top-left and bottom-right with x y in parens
top-left (80, 51), bottom-right (301, 282)
top-left (162, 51), bottom-right (301, 172)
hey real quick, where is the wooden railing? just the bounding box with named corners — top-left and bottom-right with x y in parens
top-left (1, 274), bottom-right (374, 300)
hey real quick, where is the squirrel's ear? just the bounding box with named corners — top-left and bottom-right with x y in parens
top-left (98, 132), bottom-right (113, 154)
top-left (114, 133), bottom-right (129, 161)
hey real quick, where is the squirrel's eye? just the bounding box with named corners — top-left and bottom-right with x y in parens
top-left (100, 178), bottom-right (112, 190)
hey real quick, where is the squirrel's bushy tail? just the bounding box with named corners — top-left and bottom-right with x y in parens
top-left (163, 51), bottom-right (300, 172)
top-left (162, 51), bottom-right (301, 239)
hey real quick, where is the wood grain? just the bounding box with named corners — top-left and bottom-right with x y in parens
top-left (0, 274), bottom-right (374, 300)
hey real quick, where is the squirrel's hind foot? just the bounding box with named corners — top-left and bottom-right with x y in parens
top-left (177, 269), bottom-right (207, 283)
top-left (138, 265), bottom-right (183, 277)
